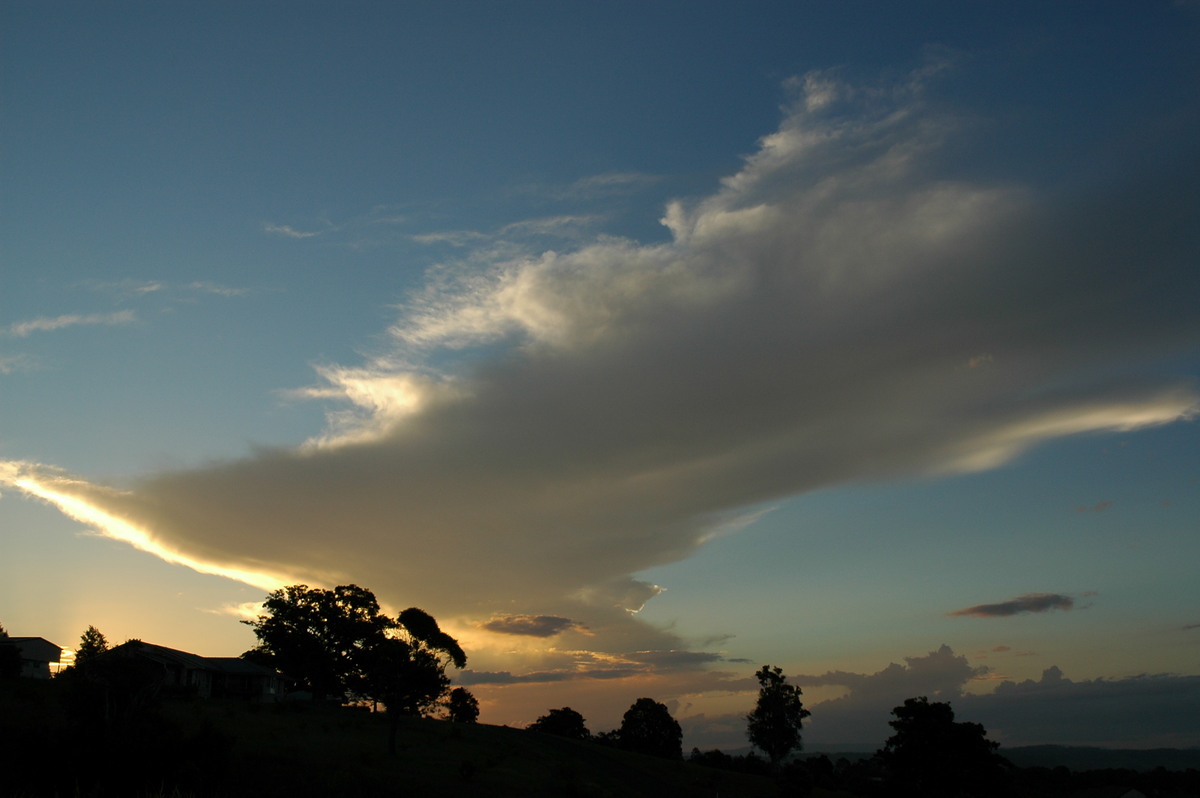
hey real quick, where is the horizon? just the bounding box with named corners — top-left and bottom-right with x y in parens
top-left (2, 1), bottom-right (1198, 753)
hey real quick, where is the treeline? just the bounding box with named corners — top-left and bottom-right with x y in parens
top-left (6, 591), bottom-right (1200, 798)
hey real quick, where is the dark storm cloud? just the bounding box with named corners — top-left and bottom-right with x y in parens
top-left (481, 614), bottom-right (580, 637)
top-left (949, 593), bottom-right (1076, 618)
top-left (457, 668), bottom-right (639, 685)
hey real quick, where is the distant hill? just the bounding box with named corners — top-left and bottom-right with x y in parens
top-left (1002, 745), bottom-right (1200, 772)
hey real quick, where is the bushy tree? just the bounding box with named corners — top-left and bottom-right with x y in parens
top-left (528, 707), bottom-right (590, 740)
top-left (74, 625), bottom-right (109, 668)
top-left (879, 696), bottom-right (1009, 797)
top-left (446, 686), bottom-right (479, 723)
top-left (0, 643), bottom-right (19, 679)
top-left (745, 664), bottom-right (811, 768)
top-left (243, 584), bottom-right (395, 701)
top-left (243, 584), bottom-right (464, 717)
top-left (618, 697), bottom-right (682, 760)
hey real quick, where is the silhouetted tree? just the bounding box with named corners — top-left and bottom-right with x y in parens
top-left (0, 641), bottom-right (19, 679)
top-left (446, 686), bottom-right (479, 723)
top-left (528, 707), bottom-right (590, 740)
top-left (878, 696), bottom-right (1010, 797)
top-left (74, 625), bottom-right (109, 668)
top-left (242, 584), bottom-right (397, 700)
top-left (618, 697), bottom-right (682, 760)
top-left (746, 664), bottom-right (811, 769)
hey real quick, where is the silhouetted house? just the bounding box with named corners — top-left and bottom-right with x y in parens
top-left (0, 637), bottom-right (62, 679)
top-left (99, 641), bottom-right (282, 700)
top-left (205, 656), bottom-right (285, 700)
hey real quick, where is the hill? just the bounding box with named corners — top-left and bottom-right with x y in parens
top-left (1002, 744), bottom-right (1200, 772)
top-left (2, 680), bottom-right (787, 797)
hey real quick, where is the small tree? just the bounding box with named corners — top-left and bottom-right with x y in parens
top-left (618, 697), bottom-right (682, 760)
top-left (528, 707), bottom-right (590, 740)
top-left (0, 633), bottom-right (20, 679)
top-left (745, 664), bottom-right (811, 768)
top-left (74, 625), bottom-right (109, 668)
top-left (446, 686), bottom-right (479, 723)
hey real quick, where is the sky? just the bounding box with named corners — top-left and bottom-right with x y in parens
top-left (2, 1), bottom-right (1199, 751)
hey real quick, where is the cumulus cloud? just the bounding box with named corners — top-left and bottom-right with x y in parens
top-left (949, 593), bottom-right (1078, 618)
top-left (6, 310), bottom-right (136, 338)
top-left (481, 614), bottom-right (581, 637)
top-left (2, 65), bottom-right (1198, 679)
top-left (962, 667), bottom-right (1200, 747)
top-left (780, 646), bottom-right (1200, 749)
top-left (793, 645), bottom-right (986, 745)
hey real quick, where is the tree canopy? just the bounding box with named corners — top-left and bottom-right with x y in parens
top-left (879, 696), bottom-right (1009, 797)
top-left (528, 707), bottom-right (590, 740)
top-left (74, 625), bottom-right (109, 668)
top-left (618, 697), bottom-right (682, 760)
top-left (745, 664), bottom-right (811, 767)
top-left (242, 584), bottom-right (464, 712)
top-left (446, 687), bottom-right (479, 723)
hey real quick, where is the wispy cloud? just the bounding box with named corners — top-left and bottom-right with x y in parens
top-left (558, 171), bottom-right (662, 199)
top-left (949, 593), bottom-right (1077, 618)
top-left (6, 310), bottom-right (136, 338)
top-left (185, 281), bottom-right (249, 298)
top-left (1075, 500), bottom-right (1114, 513)
top-left (409, 230), bottom-right (489, 247)
top-left (0, 354), bottom-right (37, 374)
top-left (263, 222), bottom-right (322, 239)
top-left (499, 215), bottom-right (603, 238)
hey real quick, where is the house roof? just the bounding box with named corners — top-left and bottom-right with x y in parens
top-left (105, 641), bottom-right (281, 677)
top-left (204, 657), bottom-right (279, 676)
top-left (109, 640), bottom-right (211, 670)
top-left (1, 637), bottom-right (62, 662)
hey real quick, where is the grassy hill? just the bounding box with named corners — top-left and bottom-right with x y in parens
top-left (2, 680), bottom-right (793, 797)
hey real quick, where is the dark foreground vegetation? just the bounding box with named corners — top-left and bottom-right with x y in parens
top-left (6, 599), bottom-right (1199, 797)
top-left (5, 676), bottom-right (1200, 798)
top-left (2, 677), bottom-right (781, 798)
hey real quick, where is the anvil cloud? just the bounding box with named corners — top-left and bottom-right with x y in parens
top-left (3, 68), bottom-right (1197, 673)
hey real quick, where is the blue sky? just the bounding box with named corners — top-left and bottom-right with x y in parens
top-left (3, 2), bottom-right (1199, 749)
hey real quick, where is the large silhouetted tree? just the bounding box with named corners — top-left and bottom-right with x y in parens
top-left (243, 584), bottom-right (396, 700)
top-left (878, 696), bottom-right (1009, 797)
top-left (528, 707), bottom-right (590, 740)
top-left (618, 698), bottom-right (682, 760)
top-left (746, 664), bottom-right (811, 768)
top-left (243, 585), bottom-right (464, 715)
